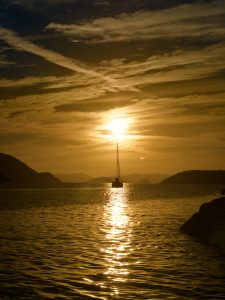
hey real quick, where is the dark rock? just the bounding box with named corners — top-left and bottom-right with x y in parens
top-left (180, 197), bottom-right (225, 251)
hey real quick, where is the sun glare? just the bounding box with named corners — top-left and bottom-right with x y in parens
top-left (107, 118), bottom-right (129, 141)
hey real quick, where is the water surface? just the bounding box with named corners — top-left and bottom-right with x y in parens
top-left (0, 184), bottom-right (225, 299)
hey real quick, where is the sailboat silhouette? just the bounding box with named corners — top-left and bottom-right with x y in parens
top-left (112, 142), bottom-right (123, 188)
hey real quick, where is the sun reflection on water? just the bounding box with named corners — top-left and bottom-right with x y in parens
top-left (102, 186), bottom-right (132, 295)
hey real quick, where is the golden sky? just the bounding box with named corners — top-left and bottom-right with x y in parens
top-left (0, 0), bottom-right (225, 176)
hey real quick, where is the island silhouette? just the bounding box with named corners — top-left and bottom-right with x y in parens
top-left (1, 152), bottom-right (225, 188)
top-left (0, 153), bottom-right (61, 187)
top-left (162, 170), bottom-right (225, 184)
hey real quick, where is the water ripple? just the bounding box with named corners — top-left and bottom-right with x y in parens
top-left (0, 185), bottom-right (225, 299)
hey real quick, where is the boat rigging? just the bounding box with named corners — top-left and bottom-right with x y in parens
top-left (112, 141), bottom-right (123, 188)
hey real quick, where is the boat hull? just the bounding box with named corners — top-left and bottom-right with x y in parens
top-left (112, 177), bottom-right (123, 188)
top-left (112, 181), bottom-right (123, 188)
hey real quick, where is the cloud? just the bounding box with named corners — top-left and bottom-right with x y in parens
top-left (95, 42), bottom-right (225, 91)
top-left (7, 109), bottom-right (34, 118)
top-left (54, 97), bottom-right (132, 113)
top-left (3, 0), bottom-right (79, 8)
top-left (120, 93), bottom-right (225, 139)
top-left (1, 87), bottom-right (225, 173)
top-left (0, 26), bottom-right (111, 81)
top-left (46, 1), bottom-right (225, 43)
top-left (0, 132), bottom-right (39, 145)
top-left (0, 76), bottom-right (60, 88)
top-left (0, 46), bottom-right (13, 67)
top-left (1, 41), bottom-right (225, 102)
top-left (1, 1), bottom-right (225, 174)
top-left (0, 56), bottom-right (10, 66)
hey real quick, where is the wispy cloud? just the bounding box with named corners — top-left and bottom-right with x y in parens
top-left (1, 1), bottom-right (225, 174)
top-left (1, 41), bottom-right (225, 99)
top-left (96, 42), bottom-right (225, 91)
top-left (46, 1), bottom-right (225, 43)
top-left (0, 47), bottom-right (13, 67)
top-left (0, 56), bottom-right (10, 66)
top-left (1, 87), bottom-right (225, 173)
top-left (0, 26), bottom-right (110, 80)
top-left (0, 76), bottom-right (60, 88)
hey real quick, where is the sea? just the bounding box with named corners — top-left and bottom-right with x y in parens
top-left (0, 184), bottom-right (225, 300)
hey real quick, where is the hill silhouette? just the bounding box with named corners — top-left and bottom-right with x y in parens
top-left (162, 170), bottom-right (225, 184)
top-left (0, 153), bottom-right (61, 187)
top-left (56, 172), bottom-right (93, 183)
top-left (55, 172), bottom-right (168, 184)
top-left (124, 173), bottom-right (168, 184)
top-left (85, 177), bottom-right (112, 184)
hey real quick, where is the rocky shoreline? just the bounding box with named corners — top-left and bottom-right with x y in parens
top-left (180, 196), bottom-right (225, 252)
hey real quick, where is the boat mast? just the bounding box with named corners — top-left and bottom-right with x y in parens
top-left (116, 141), bottom-right (121, 179)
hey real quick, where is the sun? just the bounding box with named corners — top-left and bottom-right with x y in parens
top-left (107, 119), bottom-right (128, 136)
top-left (106, 118), bottom-right (129, 142)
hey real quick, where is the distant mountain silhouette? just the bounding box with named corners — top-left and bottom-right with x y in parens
top-left (56, 172), bottom-right (93, 183)
top-left (162, 170), bottom-right (225, 184)
top-left (124, 173), bottom-right (168, 184)
top-left (55, 172), bottom-right (168, 184)
top-left (84, 173), bottom-right (168, 184)
top-left (85, 177), bottom-right (112, 184)
top-left (0, 153), bottom-right (61, 187)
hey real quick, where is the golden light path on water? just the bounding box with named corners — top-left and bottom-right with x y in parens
top-left (101, 186), bottom-right (133, 297)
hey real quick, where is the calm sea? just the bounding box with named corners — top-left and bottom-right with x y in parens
top-left (0, 184), bottom-right (225, 299)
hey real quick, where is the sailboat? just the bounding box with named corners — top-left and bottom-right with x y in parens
top-left (112, 142), bottom-right (123, 188)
